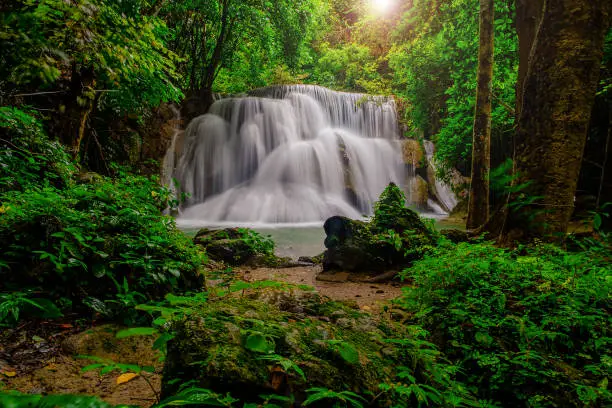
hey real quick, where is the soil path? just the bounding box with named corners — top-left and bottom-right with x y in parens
top-left (236, 265), bottom-right (404, 312)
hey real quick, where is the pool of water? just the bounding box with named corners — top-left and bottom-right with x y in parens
top-left (177, 212), bottom-right (463, 260)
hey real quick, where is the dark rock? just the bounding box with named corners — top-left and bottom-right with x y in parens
top-left (441, 228), bottom-right (470, 243)
top-left (321, 197), bottom-right (434, 272)
top-left (193, 228), bottom-right (265, 266)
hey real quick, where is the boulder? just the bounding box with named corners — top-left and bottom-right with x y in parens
top-left (440, 228), bottom-right (470, 243)
top-left (194, 228), bottom-right (281, 266)
top-left (194, 228), bottom-right (258, 265)
top-left (322, 183), bottom-right (435, 272)
top-left (161, 290), bottom-right (405, 406)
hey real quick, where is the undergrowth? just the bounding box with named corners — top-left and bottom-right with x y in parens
top-left (396, 239), bottom-right (612, 407)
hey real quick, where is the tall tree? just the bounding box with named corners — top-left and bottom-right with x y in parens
top-left (162, 0), bottom-right (324, 118)
top-left (515, 0), bottom-right (543, 116)
top-left (466, 0), bottom-right (495, 229)
top-left (495, 0), bottom-right (611, 241)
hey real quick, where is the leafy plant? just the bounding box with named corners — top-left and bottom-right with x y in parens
top-left (0, 392), bottom-right (131, 408)
top-left (0, 172), bottom-right (205, 321)
top-left (396, 241), bottom-right (612, 406)
top-left (303, 387), bottom-right (367, 408)
top-left (0, 290), bottom-right (62, 326)
top-left (257, 355), bottom-right (306, 381)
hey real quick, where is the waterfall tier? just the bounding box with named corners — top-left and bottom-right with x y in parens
top-left (171, 85), bottom-right (416, 224)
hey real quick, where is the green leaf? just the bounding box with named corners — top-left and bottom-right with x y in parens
top-left (244, 332), bottom-right (275, 354)
top-left (116, 327), bottom-right (158, 338)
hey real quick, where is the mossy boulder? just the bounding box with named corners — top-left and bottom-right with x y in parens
top-left (161, 289), bottom-right (408, 407)
top-left (194, 228), bottom-right (278, 266)
top-left (322, 183), bottom-right (435, 272)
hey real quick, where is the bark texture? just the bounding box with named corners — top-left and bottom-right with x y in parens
top-left (515, 0), bottom-right (544, 116)
top-left (466, 0), bottom-right (494, 229)
top-left (498, 0), bottom-right (611, 241)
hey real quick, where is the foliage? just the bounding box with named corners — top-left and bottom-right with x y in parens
top-left (397, 240), bottom-right (612, 406)
top-left (161, 0), bottom-right (326, 94)
top-left (0, 290), bottom-right (62, 327)
top-left (0, 107), bottom-right (75, 192)
top-left (0, 0), bottom-right (182, 114)
top-left (303, 387), bottom-right (367, 408)
top-left (0, 171), bottom-right (204, 324)
top-left (372, 182), bottom-right (409, 230)
top-left (0, 393), bottom-right (131, 408)
top-left (310, 42), bottom-right (390, 94)
top-left (237, 228), bottom-right (275, 256)
top-left (389, 0), bottom-right (517, 175)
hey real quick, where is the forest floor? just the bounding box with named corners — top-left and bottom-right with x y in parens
top-left (236, 265), bottom-right (404, 312)
top-left (0, 265), bottom-right (404, 407)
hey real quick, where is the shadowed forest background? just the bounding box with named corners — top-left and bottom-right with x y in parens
top-left (0, 0), bottom-right (611, 407)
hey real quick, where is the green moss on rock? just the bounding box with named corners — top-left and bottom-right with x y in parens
top-left (161, 289), bottom-right (407, 406)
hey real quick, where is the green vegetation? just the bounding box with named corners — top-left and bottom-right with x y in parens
top-left (397, 239), bottom-right (612, 406)
top-left (1, 0), bottom-right (611, 407)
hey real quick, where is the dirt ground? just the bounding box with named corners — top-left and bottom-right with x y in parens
top-left (237, 265), bottom-right (404, 312)
top-left (1, 323), bottom-right (162, 407)
top-left (1, 266), bottom-right (405, 407)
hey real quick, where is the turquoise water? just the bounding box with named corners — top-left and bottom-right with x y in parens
top-left (178, 212), bottom-right (463, 260)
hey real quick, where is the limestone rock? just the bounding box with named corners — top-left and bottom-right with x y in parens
top-left (409, 175), bottom-right (429, 209)
top-left (194, 228), bottom-right (270, 266)
top-left (401, 139), bottom-right (425, 169)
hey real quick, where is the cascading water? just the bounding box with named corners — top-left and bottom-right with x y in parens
top-left (424, 141), bottom-right (458, 213)
top-left (171, 85), bottom-right (409, 224)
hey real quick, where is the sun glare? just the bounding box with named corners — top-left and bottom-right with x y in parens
top-left (372, 0), bottom-right (393, 14)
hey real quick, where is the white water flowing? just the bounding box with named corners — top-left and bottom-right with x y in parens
top-left (171, 85), bottom-right (411, 224)
top-left (424, 141), bottom-right (458, 213)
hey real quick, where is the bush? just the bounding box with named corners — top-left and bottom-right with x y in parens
top-left (0, 173), bottom-right (204, 321)
top-left (0, 107), bottom-right (76, 193)
top-left (397, 241), bottom-right (612, 406)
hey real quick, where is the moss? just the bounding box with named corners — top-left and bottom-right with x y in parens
top-left (162, 289), bottom-right (408, 406)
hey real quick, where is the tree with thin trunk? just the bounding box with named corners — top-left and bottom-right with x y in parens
top-left (493, 0), bottom-right (611, 241)
top-left (466, 0), bottom-right (495, 230)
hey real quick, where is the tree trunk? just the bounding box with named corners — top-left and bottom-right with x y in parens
top-left (515, 0), bottom-right (544, 116)
top-left (466, 0), bottom-right (494, 230)
top-left (60, 65), bottom-right (96, 161)
top-left (496, 0), bottom-right (611, 241)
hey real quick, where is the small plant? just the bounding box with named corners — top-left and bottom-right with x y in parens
top-left (154, 385), bottom-right (239, 407)
top-left (0, 290), bottom-right (62, 326)
top-left (0, 392), bottom-right (130, 407)
top-left (258, 354), bottom-right (306, 381)
top-left (303, 387), bottom-right (367, 408)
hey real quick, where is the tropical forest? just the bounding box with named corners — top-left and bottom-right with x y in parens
top-left (0, 0), bottom-right (611, 407)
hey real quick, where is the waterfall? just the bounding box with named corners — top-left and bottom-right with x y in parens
top-left (170, 85), bottom-right (409, 224)
top-left (424, 141), bottom-right (458, 213)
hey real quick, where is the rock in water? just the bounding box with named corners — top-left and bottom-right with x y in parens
top-left (322, 183), bottom-right (434, 272)
top-left (194, 228), bottom-right (258, 265)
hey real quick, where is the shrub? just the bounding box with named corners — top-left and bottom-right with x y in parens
top-left (0, 107), bottom-right (76, 192)
top-left (0, 173), bottom-right (204, 320)
top-left (397, 241), bottom-right (612, 406)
